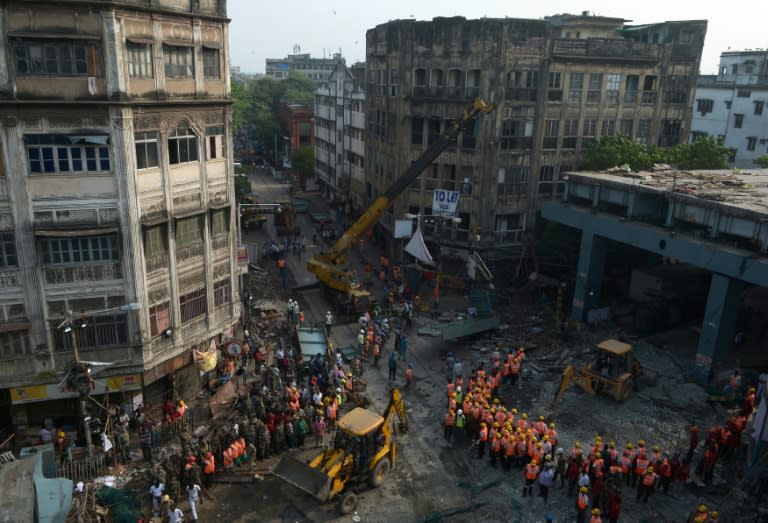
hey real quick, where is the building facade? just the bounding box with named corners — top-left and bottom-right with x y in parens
top-left (314, 64), bottom-right (366, 205)
top-left (279, 102), bottom-right (315, 158)
top-left (0, 0), bottom-right (239, 430)
top-left (363, 15), bottom-right (706, 262)
top-left (266, 52), bottom-right (344, 84)
top-left (691, 50), bottom-right (768, 168)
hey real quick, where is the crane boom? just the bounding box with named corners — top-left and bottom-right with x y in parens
top-left (308, 98), bottom-right (496, 293)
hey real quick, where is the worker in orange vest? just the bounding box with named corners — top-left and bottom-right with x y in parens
top-left (692, 504), bottom-right (709, 523)
top-left (576, 486), bottom-right (590, 523)
top-left (637, 466), bottom-right (658, 503)
top-left (202, 451), bottom-right (215, 488)
top-left (589, 508), bottom-right (603, 523)
top-left (523, 459), bottom-right (540, 497)
top-left (632, 449), bottom-right (649, 487)
top-left (405, 363), bottom-right (414, 388)
top-left (477, 422), bottom-right (488, 459)
top-left (443, 409), bottom-right (456, 441)
top-left (658, 455), bottom-right (673, 493)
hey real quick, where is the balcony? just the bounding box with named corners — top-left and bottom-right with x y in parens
top-left (44, 263), bottom-right (122, 285)
top-left (208, 183), bottom-right (229, 207)
top-left (173, 193), bottom-right (202, 214)
top-left (145, 252), bottom-right (169, 274)
top-left (176, 243), bottom-right (204, 263)
top-left (641, 91), bottom-right (657, 104)
top-left (141, 198), bottom-right (167, 222)
top-left (505, 88), bottom-right (537, 102)
top-left (180, 316), bottom-right (207, 340)
top-left (552, 38), bottom-right (661, 62)
top-left (0, 269), bottom-right (20, 288)
top-left (624, 91), bottom-right (638, 104)
top-left (0, 356), bottom-right (36, 379)
top-left (212, 234), bottom-right (229, 251)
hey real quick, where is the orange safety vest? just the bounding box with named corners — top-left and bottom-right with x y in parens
top-left (517, 419), bottom-right (527, 430)
top-left (619, 455), bottom-right (631, 474)
top-left (504, 439), bottom-right (516, 457)
top-left (635, 457), bottom-right (649, 475)
top-left (203, 457), bottom-right (215, 474)
top-left (642, 471), bottom-right (657, 486)
top-left (491, 438), bottom-right (502, 453)
top-left (327, 402), bottom-right (337, 420)
top-left (222, 449), bottom-right (232, 467)
top-left (525, 463), bottom-right (539, 480)
top-left (444, 413), bottom-right (455, 427)
top-left (693, 516), bottom-right (709, 523)
top-left (548, 428), bottom-right (558, 443)
top-left (277, 258), bottom-right (286, 269)
top-left (510, 360), bottom-right (521, 374)
top-left (590, 517), bottom-right (602, 523)
top-left (405, 368), bottom-right (413, 381)
top-left (479, 427), bottom-right (489, 442)
top-left (660, 459), bottom-right (672, 478)
top-left (502, 363), bottom-right (511, 376)
top-left (577, 493), bottom-right (589, 510)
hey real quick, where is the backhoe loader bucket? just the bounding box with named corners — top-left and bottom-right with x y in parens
top-left (273, 455), bottom-right (332, 501)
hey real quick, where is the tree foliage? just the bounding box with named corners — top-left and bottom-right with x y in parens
top-left (291, 146), bottom-right (314, 187)
top-left (753, 155), bottom-right (768, 168)
top-left (231, 73), bottom-right (316, 159)
top-left (581, 134), bottom-right (731, 172)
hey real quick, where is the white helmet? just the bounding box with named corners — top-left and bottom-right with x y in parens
top-left (457, 409), bottom-right (463, 415)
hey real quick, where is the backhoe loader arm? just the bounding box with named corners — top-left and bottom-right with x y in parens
top-left (384, 387), bottom-right (408, 433)
top-left (307, 98), bottom-right (496, 285)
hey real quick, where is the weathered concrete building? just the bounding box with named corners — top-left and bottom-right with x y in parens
top-left (364, 14), bottom-right (706, 262)
top-left (691, 50), bottom-right (768, 168)
top-left (314, 63), bottom-right (366, 205)
top-left (0, 0), bottom-right (238, 431)
top-left (266, 52), bottom-right (344, 84)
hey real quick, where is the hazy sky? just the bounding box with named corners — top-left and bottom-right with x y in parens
top-left (228, 0), bottom-right (765, 76)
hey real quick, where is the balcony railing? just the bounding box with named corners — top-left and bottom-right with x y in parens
top-left (0, 269), bottom-right (20, 288)
top-left (505, 88), bottom-right (537, 102)
top-left (176, 243), bottom-right (204, 262)
top-left (44, 263), bottom-right (122, 284)
top-left (624, 91), bottom-right (638, 104)
top-left (641, 91), bottom-right (657, 104)
top-left (173, 193), bottom-right (202, 214)
top-left (145, 252), bottom-right (169, 274)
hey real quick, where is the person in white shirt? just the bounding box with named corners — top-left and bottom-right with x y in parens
top-left (167, 506), bottom-right (184, 523)
top-left (148, 481), bottom-right (164, 514)
top-left (186, 483), bottom-right (202, 521)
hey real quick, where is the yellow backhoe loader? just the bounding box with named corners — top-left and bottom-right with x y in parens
top-left (550, 339), bottom-right (658, 407)
top-left (273, 387), bottom-right (408, 514)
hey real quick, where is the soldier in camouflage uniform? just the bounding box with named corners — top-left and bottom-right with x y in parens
top-left (152, 463), bottom-right (167, 487)
top-left (244, 417), bottom-right (257, 446)
top-left (272, 420), bottom-right (285, 454)
top-left (256, 419), bottom-right (270, 460)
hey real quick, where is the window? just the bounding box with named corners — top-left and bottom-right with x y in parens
top-left (660, 119), bottom-right (682, 146)
top-left (601, 120), bottom-right (616, 137)
top-left (568, 72), bottom-right (583, 102)
top-left (587, 73), bottom-right (602, 103)
top-left (543, 120), bottom-right (559, 149)
top-left (176, 216), bottom-right (204, 246)
top-left (728, 148), bottom-right (737, 162)
top-left (725, 101), bottom-right (732, 109)
top-left (563, 119), bottom-right (578, 148)
top-left (42, 235), bottom-right (118, 264)
top-left (411, 117), bottom-right (424, 145)
top-left (690, 131), bottom-right (708, 141)
top-left (637, 119), bottom-right (652, 145)
top-left (734, 114), bottom-right (744, 128)
top-left (143, 225), bottom-right (168, 257)
top-left (755, 101), bottom-right (764, 116)
top-left (0, 233), bottom-right (17, 267)
top-left (538, 165), bottom-right (555, 196)
top-left (524, 71), bottom-right (538, 89)
top-left (497, 167), bottom-right (530, 195)
top-left (25, 134), bottom-right (110, 174)
top-left (624, 75), bottom-right (639, 103)
top-left (211, 209), bottom-right (229, 236)
top-left (620, 119), bottom-right (634, 136)
top-left (14, 39), bottom-right (100, 76)
top-left (583, 119), bottom-right (597, 137)
top-left (548, 72), bottom-right (562, 101)
top-left (0, 331), bottom-right (30, 357)
top-left (500, 120), bottom-right (524, 149)
top-left (548, 72), bottom-right (562, 89)
top-left (168, 126), bottom-right (198, 164)
top-left (606, 74), bottom-right (621, 104)
top-left (427, 117), bottom-right (441, 146)
top-left (149, 302), bottom-right (170, 337)
top-left (202, 47), bottom-right (220, 78)
top-left (214, 278), bottom-right (231, 307)
top-left (126, 42), bottom-right (153, 78)
top-left (135, 132), bottom-right (159, 170)
top-left (737, 90), bottom-right (751, 98)
top-left (180, 288), bottom-right (207, 323)
top-left (697, 99), bottom-right (714, 115)
top-left (163, 44), bottom-right (193, 79)
top-left (747, 137), bottom-right (757, 151)
top-left (71, 315), bottom-right (128, 348)
top-left (206, 126), bottom-right (225, 160)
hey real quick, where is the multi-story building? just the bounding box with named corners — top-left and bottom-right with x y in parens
top-left (266, 52), bottom-right (344, 84)
top-left (363, 14), bottom-right (706, 262)
top-left (0, 0), bottom-right (239, 432)
top-left (691, 50), bottom-right (768, 168)
top-left (314, 63), bottom-right (366, 206)
top-left (279, 102), bottom-right (315, 159)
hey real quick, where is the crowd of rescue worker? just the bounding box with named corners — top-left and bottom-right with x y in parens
top-left (441, 346), bottom-right (759, 523)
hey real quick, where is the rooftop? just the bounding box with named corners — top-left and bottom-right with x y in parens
top-left (565, 167), bottom-right (768, 219)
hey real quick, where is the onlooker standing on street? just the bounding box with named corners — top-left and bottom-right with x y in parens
top-left (388, 351), bottom-right (398, 381)
top-left (325, 311), bottom-right (334, 338)
top-left (539, 462), bottom-right (555, 502)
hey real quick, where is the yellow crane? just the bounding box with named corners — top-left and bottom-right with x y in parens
top-left (307, 98), bottom-right (496, 313)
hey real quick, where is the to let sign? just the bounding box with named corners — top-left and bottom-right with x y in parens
top-left (432, 189), bottom-right (460, 218)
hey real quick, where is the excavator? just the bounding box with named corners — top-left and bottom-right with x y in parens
top-left (307, 98), bottom-right (497, 314)
top-left (273, 387), bottom-right (408, 514)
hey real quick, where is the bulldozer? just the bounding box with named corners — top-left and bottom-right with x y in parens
top-left (273, 387), bottom-right (408, 514)
top-left (550, 339), bottom-right (658, 407)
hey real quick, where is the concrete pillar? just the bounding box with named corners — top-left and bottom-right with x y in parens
top-left (693, 274), bottom-right (743, 382)
top-left (571, 230), bottom-right (607, 322)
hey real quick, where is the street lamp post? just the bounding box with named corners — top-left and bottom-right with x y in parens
top-left (58, 302), bottom-right (141, 457)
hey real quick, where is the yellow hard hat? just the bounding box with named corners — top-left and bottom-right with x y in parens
top-left (652, 445), bottom-right (660, 452)
top-left (178, 400), bottom-right (185, 406)
top-left (575, 441), bottom-right (581, 448)
top-left (549, 423), bottom-right (555, 429)
top-left (580, 486), bottom-right (588, 493)
top-left (480, 422), bottom-right (487, 427)
top-left (536, 442), bottom-right (542, 448)
top-left (512, 408), bottom-right (518, 414)
top-left (521, 413), bottom-right (527, 419)
top-left (539, 416), bottom-right (545, 421)
top-left (710, 511), bottom-right (719, 518)
top-left (647, 466), bottom-right (654, 473)
top-left (543, 435), bottom-right (549, 441)
top-left (592, 508), bottom-right (600, 515)
top-left (698, 505), bottom-right (708, 513)
top-left (609, 441), bottom-right (615, 448)
top-left (162, 494), bottom-right (170, 502)
top-left (531, 459), bottom-right (538, 465)
top-left (638, 439), bottom-right (646, 446)
top-left (626, 443), bottom-right (634, 449)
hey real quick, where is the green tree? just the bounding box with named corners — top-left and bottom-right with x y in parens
top-left (753, 155), bottom-right (768, 168)
top-left (669, 136), bottom-right (730, 170)
top-left (290, 146), bottom-right (314, 188)
top-left (581, 134), bottom-right (654, 171)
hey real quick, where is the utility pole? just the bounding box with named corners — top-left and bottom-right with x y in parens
top-left (66, 323), bottom-right (94, 457)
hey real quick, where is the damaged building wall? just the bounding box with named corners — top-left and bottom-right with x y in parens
top-left (362, 15), bottom-right (706, 262)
